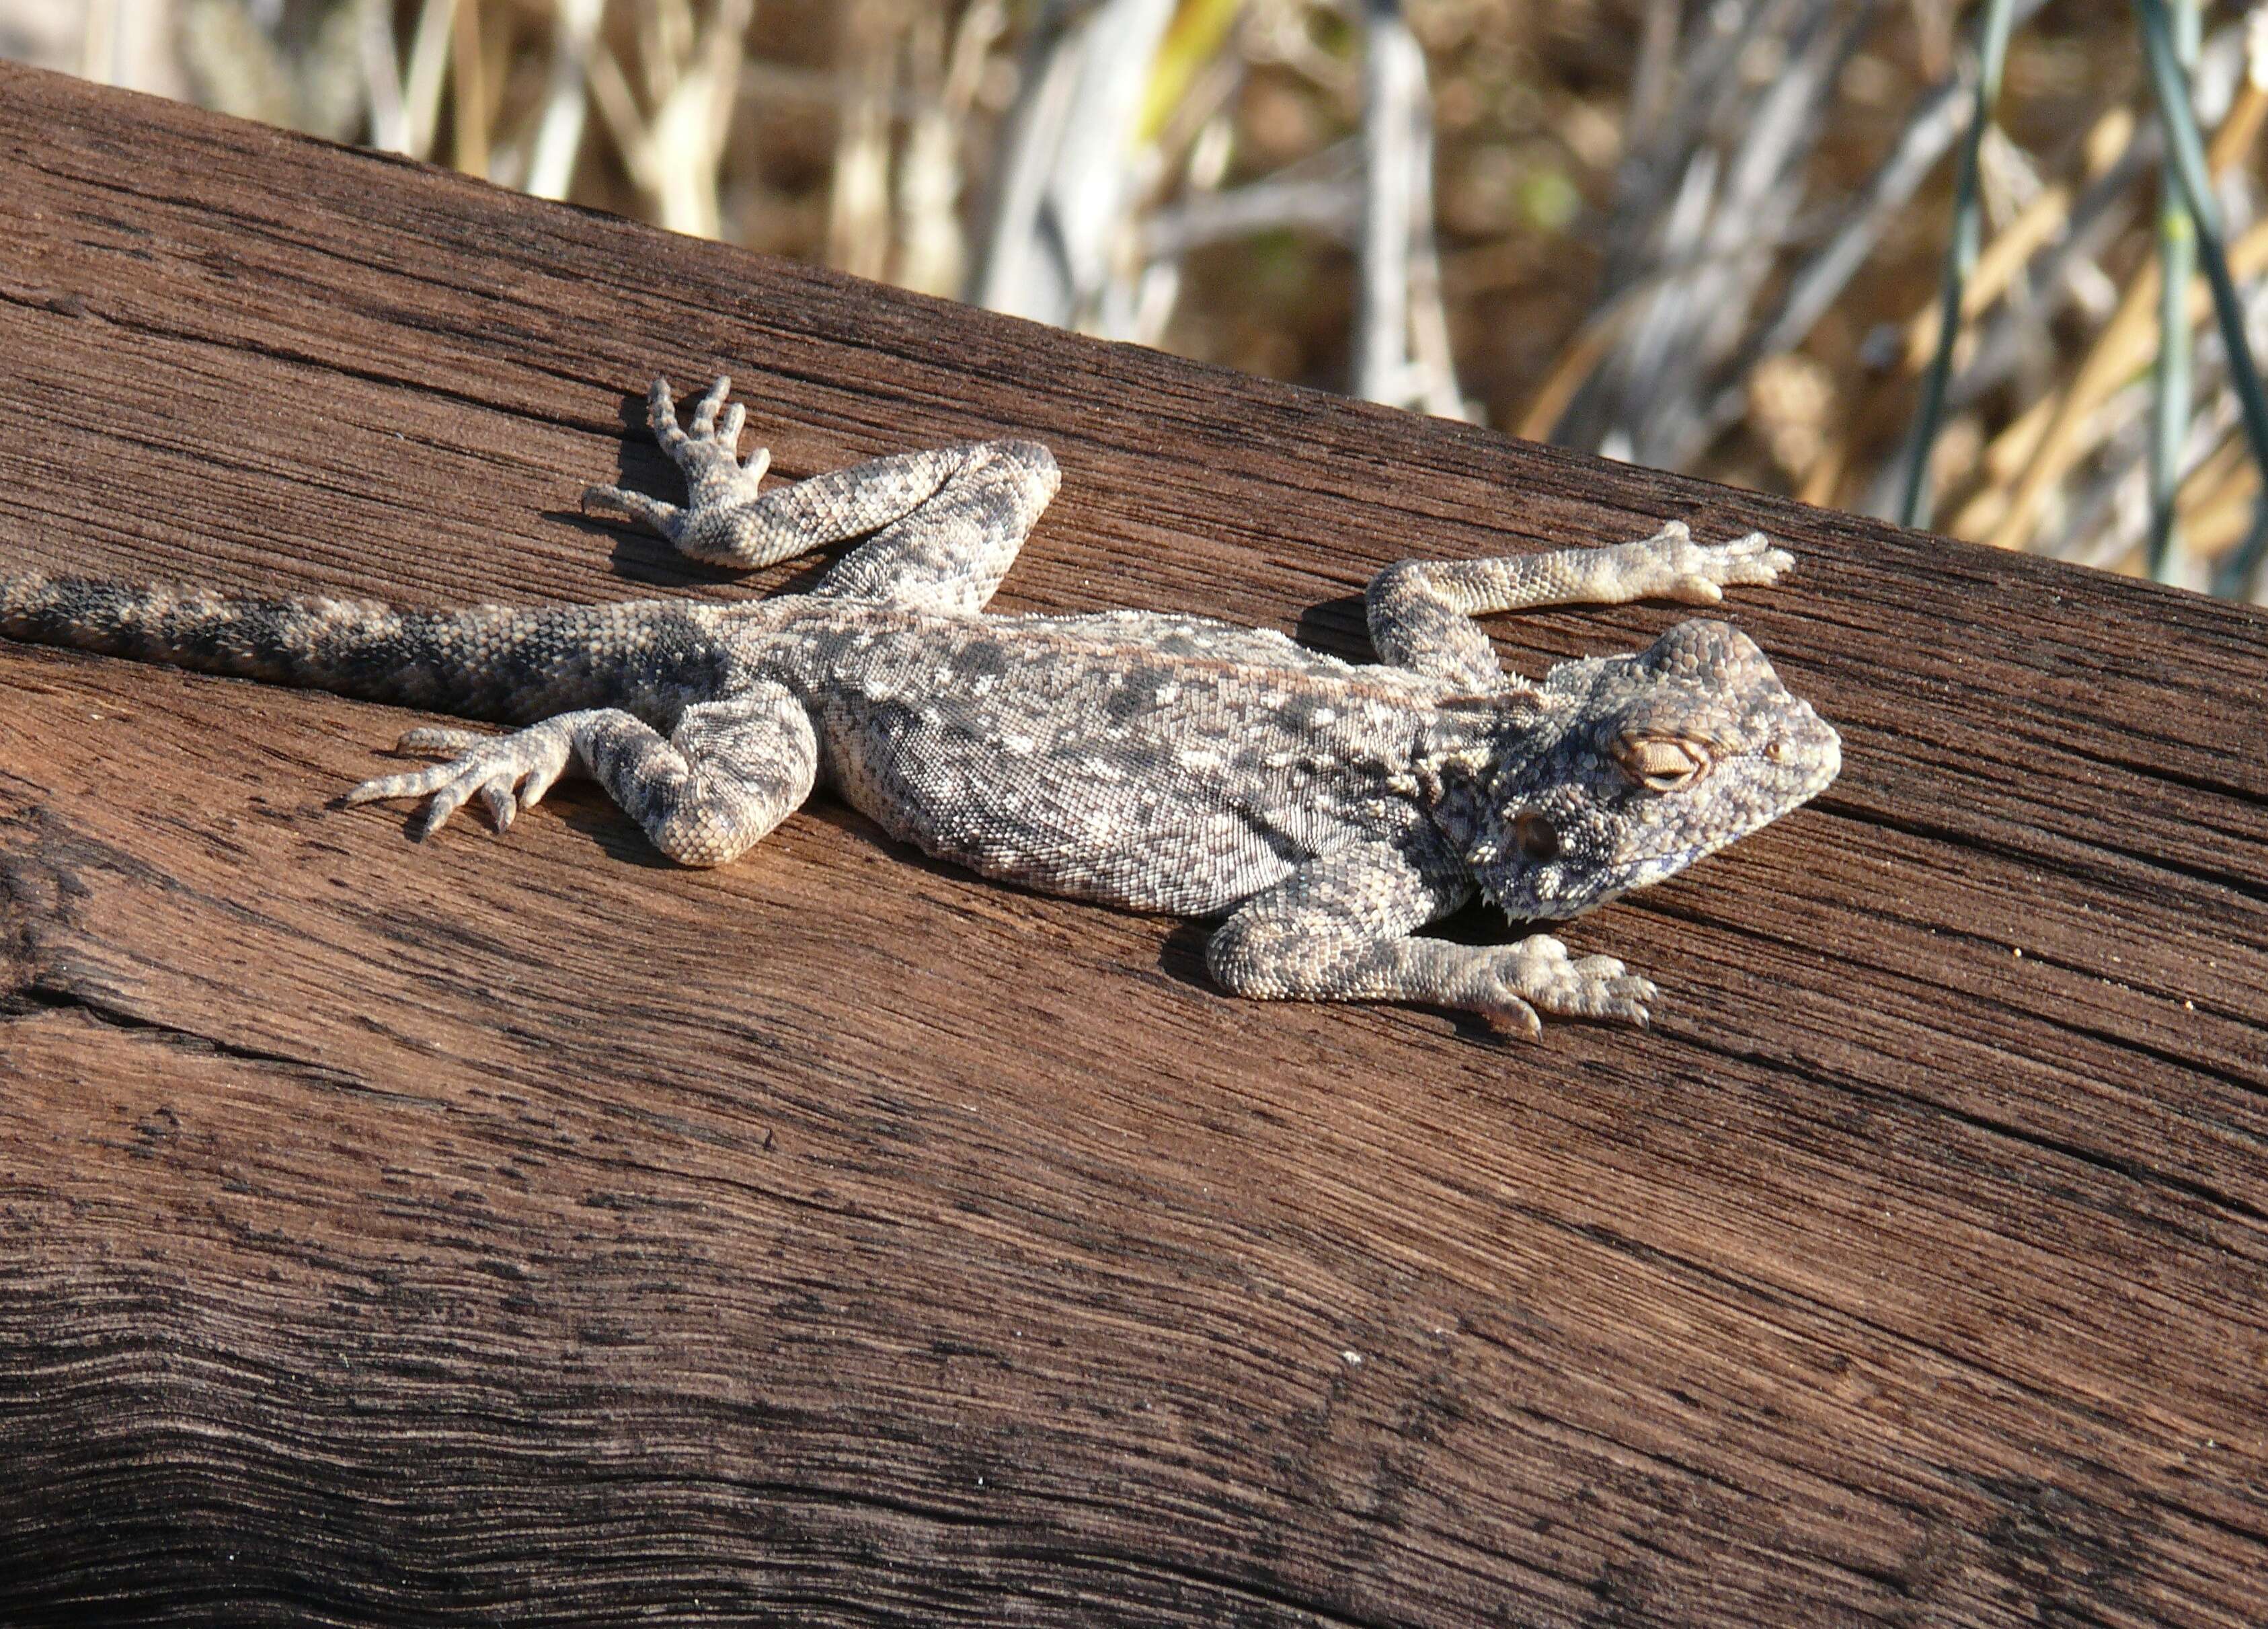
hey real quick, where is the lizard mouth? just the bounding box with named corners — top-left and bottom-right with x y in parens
top-left (1777, 706), bottom-right (1844, 805)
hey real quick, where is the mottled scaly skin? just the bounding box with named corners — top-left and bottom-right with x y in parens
top-left (2, 377), bottom-right (1840, 1035)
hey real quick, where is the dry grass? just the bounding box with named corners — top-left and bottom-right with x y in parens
top-left (16, 0), bottom-right (2268, 595)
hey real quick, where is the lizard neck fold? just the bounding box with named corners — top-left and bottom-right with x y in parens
top-left (1415, 693), bottom-right (1567, 902)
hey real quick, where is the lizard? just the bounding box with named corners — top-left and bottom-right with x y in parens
top-left (1, 376), bottom-right (1840, 1036)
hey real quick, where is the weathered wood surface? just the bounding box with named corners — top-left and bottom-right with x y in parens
top-left (1, 61), bottom-right (2264, 1627)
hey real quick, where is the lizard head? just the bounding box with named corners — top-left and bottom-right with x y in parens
top-left (1452, 619), bottom-right (1839, 921)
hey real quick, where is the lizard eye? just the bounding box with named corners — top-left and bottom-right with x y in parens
top-left (1514, 812), bottom-right (1560, 862)
top-left (1612, 731), bottom-right (1711, 792)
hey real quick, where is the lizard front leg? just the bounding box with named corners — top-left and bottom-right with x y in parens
top-left (345, 683), bottom-right (817, 868)
top-left (1206, 839), bottom-right (1656, 1037)
top-left (1366, 522), bottom-right (1795, 686)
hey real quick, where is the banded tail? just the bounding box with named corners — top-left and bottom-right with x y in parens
top-left (0, 570), bottom-right (725, 725)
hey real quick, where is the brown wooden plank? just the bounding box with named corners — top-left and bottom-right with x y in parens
top-left (1, 61), bottom-right (2265, 1626)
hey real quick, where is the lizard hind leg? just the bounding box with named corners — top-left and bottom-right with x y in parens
top-left (346, 683), bottom-right (818, 868)
top-left (583, 375), bottom-right (1058, 609)
top-left (808, 436), bottom-right (1059, 615)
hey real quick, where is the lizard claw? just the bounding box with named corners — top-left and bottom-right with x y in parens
top-left (344, 720), bottom-right (578, 837)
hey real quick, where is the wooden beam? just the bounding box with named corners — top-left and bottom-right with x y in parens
top-left (1, 61), bottom-right (2263, 1626)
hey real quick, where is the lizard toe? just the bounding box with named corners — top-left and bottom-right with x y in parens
top-left (1477, 991), bottom-right (1544, 1042)
top-left (395, 726), bottom-right (492, 757)
top-left (414, 774), bottom-right (485, 837)
top-left (582, 484), bottom-right (684, 538)
top-left (688, 375), bottom-right (733, 437)
top-left (645, 377), bottom-right (683, 447)
top-left (479, 780), bottom-right (518, 833)
top-left (343, 762), bottom-right (457, 806)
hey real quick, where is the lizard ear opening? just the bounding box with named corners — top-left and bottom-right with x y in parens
top-left (1611, 730), bottom-right (1712, 792)
top-left (1513, 811), bottom-right (1560, 862)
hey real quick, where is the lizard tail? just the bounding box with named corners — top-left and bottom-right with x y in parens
top-left (0, 569), bottom-right (709, 724)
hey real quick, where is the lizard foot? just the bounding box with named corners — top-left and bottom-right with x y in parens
top-left (1617, 522), bottom-right (1795, 605)
top-left (650, 374), bottom-right (772, 486)
top-left (582, 376), bottom-right (771, 538)
top-left (1471, 935), bottom-right (1657, 1040)
top-left (344, 721), bottom-right (578, 837)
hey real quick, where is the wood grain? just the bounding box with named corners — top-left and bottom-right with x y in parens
top-left (1, 61), bottom-right (2264, 1626)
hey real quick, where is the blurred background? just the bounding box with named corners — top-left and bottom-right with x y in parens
top-left (7, 0), bottom-right (2267, 597)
